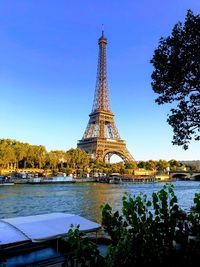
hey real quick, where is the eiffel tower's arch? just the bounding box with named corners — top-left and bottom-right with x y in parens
top-left (77, 31), bottom-right (135, 163)
top-left (103, 150), bottom-right (131, 163)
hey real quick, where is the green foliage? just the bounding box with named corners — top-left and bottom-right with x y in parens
top-left (137, 159), bottom-right (169, 172)
top-left (0, 138), bottom-right (192, 174)
top-left (67, 148), bottom-right (90, 172)
top-left (156, 159), bottom-right (169, 171)
top-left (124, 161), bottom-right (137, 170)
top-left (58, 185), bottom-right (200, 267)
top-left (168, 159), bottom-right (183, 170)
top-left (0, 139), bottom-right (90, 172)
top-left (101, 184), bottom-right (186, 266)
top-left (101, 204), bottom-right (124, 245)
top-left (47, 150), bottom-right (67, 169)
top-left (67, 224), bottom-right (103, 267)
top-left (66, 167), bottom-right (73, 175)
top-left (151, 10), bottom-right (200, 149)
top-left (188, 193), bottom-right (200, 236)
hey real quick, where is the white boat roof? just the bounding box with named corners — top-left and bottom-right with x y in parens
top-left (0, 220), bottom-right (30, 245)
top-left (0, 213), bottom-right (101, 245)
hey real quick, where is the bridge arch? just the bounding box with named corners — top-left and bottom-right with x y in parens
top-left (193, 175), bottom-right (200, 181)
top-left (171, 173), bottom-right (189, 180)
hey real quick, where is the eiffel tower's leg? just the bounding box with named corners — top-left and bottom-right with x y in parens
top-left (105, 152), bottom-right (113, 163)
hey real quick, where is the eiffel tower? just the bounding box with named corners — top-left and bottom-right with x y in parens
top-left (77, 31), bottom-right (135, 162)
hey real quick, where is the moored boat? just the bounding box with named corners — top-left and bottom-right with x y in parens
top-left (14, 178), bottom-right (29, 184)
top-left (0, 175), bottom-right (14, 185)
top-left (0, 213), bottom-right (101, 266)
top-left (0, 182), bottom-right (14, 186)
top-left (28, 176), bottom-right (76, 184)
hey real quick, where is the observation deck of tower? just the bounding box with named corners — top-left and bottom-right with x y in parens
top-left (77, 31), bottom-right (135, 163)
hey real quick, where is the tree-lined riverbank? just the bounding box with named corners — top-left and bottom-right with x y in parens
top-left (1, 139), bottom-right (199, 179)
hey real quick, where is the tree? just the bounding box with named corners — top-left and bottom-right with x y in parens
top-left (145, 160), bottom-right (157, 170)
top-left (67, 148), bottom-right (90, 174)
top-left (47, 150), bottom-right (67, 170)
top-left (151, 10), bottom-right (200, 149)
top-left (168, 159), bottom-right (182, 170)
top-left (156, 160), bottom-right (169, 172)
top-left (0, 142), bottom-right (16, 167)
top-left (124, 161), bottom-right (137, 170)
top-left (137, 161), bottom-right (146, 169)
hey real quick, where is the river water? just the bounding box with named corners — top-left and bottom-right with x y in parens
top-left (0, 181), bottom-right (200, 223)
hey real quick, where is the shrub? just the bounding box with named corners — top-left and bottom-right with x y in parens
top-left (101, 184), bottom-right (187, 266)
top-left (67, 224), bottom-right (104, 267)
top-left (65, 184), bottom-right (200, 266)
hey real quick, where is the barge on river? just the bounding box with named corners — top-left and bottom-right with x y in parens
top-left (0, 212), bottom-right (102, 266)
top-left (0, 175), bottom-right (14, 185)
top-left (28, 176), bottom-right (76, 184)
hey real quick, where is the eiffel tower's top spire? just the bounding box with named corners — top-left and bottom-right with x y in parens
top-left (92, 29), bottom-right (111, 113)
top-left (98, 24), bottom-right (107, 44)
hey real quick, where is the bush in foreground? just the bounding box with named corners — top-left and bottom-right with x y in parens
top-left (68, 184), bottom-right (200, 266)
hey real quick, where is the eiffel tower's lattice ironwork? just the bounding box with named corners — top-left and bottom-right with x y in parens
top-left (77, 31), bottom-right (135, 162)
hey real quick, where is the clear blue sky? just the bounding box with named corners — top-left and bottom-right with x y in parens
top-left (0, 0), bottom-right (199, 161)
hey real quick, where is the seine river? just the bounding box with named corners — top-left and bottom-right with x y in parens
top-left (0, 181), bottom-right (200, 223)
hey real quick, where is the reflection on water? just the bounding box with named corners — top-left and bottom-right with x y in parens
top-left (0, 181), bottom-right (200, 223)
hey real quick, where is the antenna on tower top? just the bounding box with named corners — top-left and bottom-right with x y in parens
top-left (102, 24), bottom-right (104, 36)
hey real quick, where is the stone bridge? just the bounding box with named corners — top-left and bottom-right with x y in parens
top-left (170, 171), bottom-right (200, 181)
